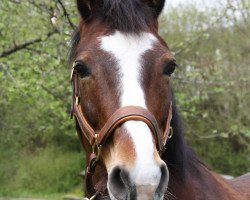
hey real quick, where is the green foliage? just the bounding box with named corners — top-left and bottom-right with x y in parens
top-left (0, 0), bottom-right (83, 196)
top-left (0, 0), bottom-right (249, 197)
top-left (160, 3), bottom-right (250, 175)
top-left (17, 148), bottom-right (83, 193)
top-left (0, 146), bottom-right (84, 196)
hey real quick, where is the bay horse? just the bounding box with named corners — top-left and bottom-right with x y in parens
top-left (69, 0), bottom-right (250, 199)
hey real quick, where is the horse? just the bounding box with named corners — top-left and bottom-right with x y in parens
top-left (69, 0), bottom-right (250, 199)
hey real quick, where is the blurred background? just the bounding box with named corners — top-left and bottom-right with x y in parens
top-left (0, 0), bottom-right (249, 199)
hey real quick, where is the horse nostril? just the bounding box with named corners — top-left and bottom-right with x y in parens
top-left (155, 164), bottom-right (169, 197)
top-left (108, 166), bottom-right (135, 199)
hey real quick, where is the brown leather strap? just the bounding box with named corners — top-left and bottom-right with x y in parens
top-left (94, 175), bottom-right (108, 196)
top-left (71, 69), bottom-right (96, 145)
top-left (74, 103), bottom-right (96, 145)
top-left (71, 64), bottom-right (172, 152)
top-left (96, 106), bottom-right (163, 152)
top-left (85, 153), bottom-right (98, 195)
top-left (74, 100), bottom-right (172, 153)
top-left (85, 153), bottom-right (108, 198)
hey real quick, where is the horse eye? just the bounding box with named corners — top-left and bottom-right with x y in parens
top-left (163, 60), bottom-right (177, 76)
top-left (74, 61), bottom-right (91, 78)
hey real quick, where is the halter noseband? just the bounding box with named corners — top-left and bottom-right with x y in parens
top-left (70, 61), bottom-right (173, 199)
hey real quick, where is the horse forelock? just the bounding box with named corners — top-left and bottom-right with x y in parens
top-left (99, 0), bottom-right (156, 33)
top-left (81, 0), bottom-right (156, 34)
top-left (69, 0), bottom-right (159, 65)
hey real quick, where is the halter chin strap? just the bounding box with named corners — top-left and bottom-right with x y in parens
top-left (70, 62), bottom-right (173, 199)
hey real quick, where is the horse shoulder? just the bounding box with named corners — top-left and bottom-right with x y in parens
top-left (227, 172), bottom-right (250, 199)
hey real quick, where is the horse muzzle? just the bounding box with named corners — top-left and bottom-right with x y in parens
top-left (107, 163), bottom-right (169, 200)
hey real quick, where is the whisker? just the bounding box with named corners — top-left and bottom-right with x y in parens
top-left (164, 189), bottom-right (176, 200)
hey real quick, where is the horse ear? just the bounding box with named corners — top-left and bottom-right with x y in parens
top-left (144, 0), bottom-right (166, 17)
top-left (77, 0), bottom-right (93, 20)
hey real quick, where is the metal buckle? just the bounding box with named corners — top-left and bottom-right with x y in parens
top-left (92, 135), bottom-right (102, 163)
top-left (70, 62), bottom-right (76, 80)
top-left (168, 126), bottom-right (173, 139)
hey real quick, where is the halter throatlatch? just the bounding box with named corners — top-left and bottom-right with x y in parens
top-left (70, 61), bottom-right (173, 199)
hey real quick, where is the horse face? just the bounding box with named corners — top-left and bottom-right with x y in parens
top-left (72, 0), bottom-right (176, 199)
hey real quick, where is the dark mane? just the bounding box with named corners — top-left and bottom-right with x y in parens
top-left (162, 91), bottom-right (203, 179)
top-left (84, 0), bottom-right (155, 33)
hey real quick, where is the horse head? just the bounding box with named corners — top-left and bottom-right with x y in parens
top-left (70, 0), bottom-right (177, 199)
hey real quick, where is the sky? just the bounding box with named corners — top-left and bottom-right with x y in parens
top-left (164, 0), bottom-right (244, 22)
top-left (165, 0), bottom-right (227, 11)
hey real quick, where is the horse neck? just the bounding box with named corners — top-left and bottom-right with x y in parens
top-left (167, 164), bottom-right (245, 200)
top-left (164, 97), bottom-right (245, 199)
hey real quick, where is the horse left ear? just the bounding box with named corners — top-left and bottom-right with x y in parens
top-left (144, 0), bottom-right (166, 18)
top-left (77, 0), bottom-right (93, 20)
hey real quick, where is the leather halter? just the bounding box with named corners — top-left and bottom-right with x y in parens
top-left (70, 62), bottom-right (173, 199)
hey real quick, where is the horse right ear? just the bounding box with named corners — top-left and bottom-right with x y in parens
top-left (143, 0), bottom-right (166, 18)
top-left (77, 0), bottom-right (93, 20)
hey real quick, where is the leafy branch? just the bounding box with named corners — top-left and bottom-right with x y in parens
top-left (0, 30), bottom-right (58, 58)
top-left (56, 0), bottom-right (76, 29)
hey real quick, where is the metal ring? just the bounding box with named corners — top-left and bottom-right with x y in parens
top-left (168, 126), bottom-right (173, 139)
top-left (75, 96), bottom-right (79, 105)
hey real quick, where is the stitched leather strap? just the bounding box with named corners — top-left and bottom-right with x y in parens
top-left (74, 103), bottom-right (96, 145)
top-left (96, 106), bottom-right (163, 151)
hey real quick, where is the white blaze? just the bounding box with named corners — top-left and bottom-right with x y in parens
top-left (100, 31), bottom-right (161, 186)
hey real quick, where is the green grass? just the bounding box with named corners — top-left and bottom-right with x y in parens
top-left (0, 186), bottom-right (83, 200)
top-left (0, 146), bottom-right (85, 198)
